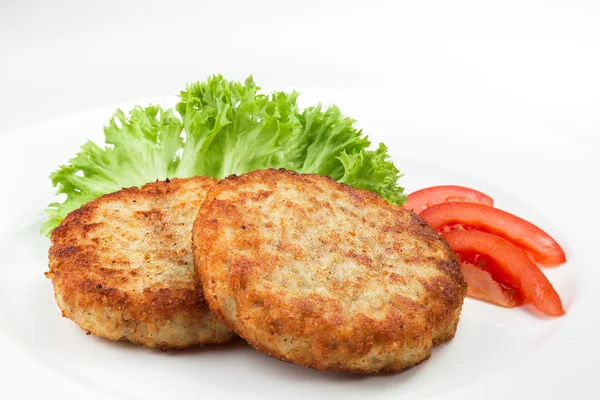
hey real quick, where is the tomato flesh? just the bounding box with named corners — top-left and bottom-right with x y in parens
top-left (460, 262), bottom-right (524, 308)
top-left (444, 230), bottom-right (565, 317)
top-left (421, 202), bottom-right (566, 266)
top-left (404, 185), bottom-right (493, 214)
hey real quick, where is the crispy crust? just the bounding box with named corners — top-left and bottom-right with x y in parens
top-left (47, 177), bottom-right (234, 349)
top-left (193, 169), bottom-right (467, 373)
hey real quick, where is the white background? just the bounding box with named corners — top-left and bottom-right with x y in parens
top-left (1, 1), bottom-right (599, 399)
top-left (1, 0), bottom-right (599, 149)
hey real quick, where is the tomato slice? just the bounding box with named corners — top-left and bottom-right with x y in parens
top-left (460, 263), bottom-right (524, 308)
top-left (443, 230), bottom-right (565, 317)
top-left (421, 202), bottom-right (566, 266)
top-left (403, 185), bottom-right (493, 214)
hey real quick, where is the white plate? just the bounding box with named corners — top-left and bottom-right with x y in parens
top-left (0, 89), bottom-right (598, 400)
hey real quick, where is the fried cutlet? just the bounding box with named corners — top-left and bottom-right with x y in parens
top-left (46, 177), bottom-right (234, 349)
top-left (193, 169), bottom-right (467, 373)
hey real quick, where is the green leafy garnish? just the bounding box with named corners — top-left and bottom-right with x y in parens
top-left (42, 75), bottom-right (406, 236)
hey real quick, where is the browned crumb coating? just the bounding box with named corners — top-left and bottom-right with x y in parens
top-left (47, 177), bottom-right (234, 349)
top-left (194, 169), bottom-right (466, 373)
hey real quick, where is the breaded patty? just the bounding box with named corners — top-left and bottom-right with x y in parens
top-left (47, 177), bottom-right (234, 349)
top-left (193, 169), bottom-right (467, 373)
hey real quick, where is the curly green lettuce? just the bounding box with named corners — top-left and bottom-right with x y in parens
top-left (42, 75), bottom-right (406, 235)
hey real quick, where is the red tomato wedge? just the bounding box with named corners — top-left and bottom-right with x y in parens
top-left (403, 185), bottom-right (493, 214)
top-left (460, 263), bottom-right (524, 308)
top-left (420, 202), bottom-right (566, 266)
top-left (443, 230), bottom-right (565, 317)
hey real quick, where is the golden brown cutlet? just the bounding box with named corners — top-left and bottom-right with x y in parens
top-left (193, 169), bottom-right (467, 373)
top-left (47, 177), bottom-right (234, 349)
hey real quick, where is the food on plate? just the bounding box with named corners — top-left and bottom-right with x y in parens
top-left (193, 169), bottom-right (467, 373)
top-left (403, 185), bottom-right (494, 214)
top-left (443, 230), bottom-right (565, 317)
top-left (46, 177), bottom-right (234, 349)
top-left (42, 75), bottom-right (406, 236)
top-left (420, 202), bottom-right (566, 266)
top-left (41, 72), bottom-right (570, 374)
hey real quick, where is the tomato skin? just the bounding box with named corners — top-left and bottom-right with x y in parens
top-left (460, 263), bottom-right (524, 308)
top-left (404, 185), bottom-right (493, 214)
top-left (421, 202), bottom-right (566, 266)
top-left (443, 230), bottom-right (565, 317)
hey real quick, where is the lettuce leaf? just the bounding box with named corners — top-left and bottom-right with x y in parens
top-left (175, 76), bottom-right (302, 178)
top-left (42, 106), bottom-right (184, 235)
top-left (42, 75), bottom-right (406, 236)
